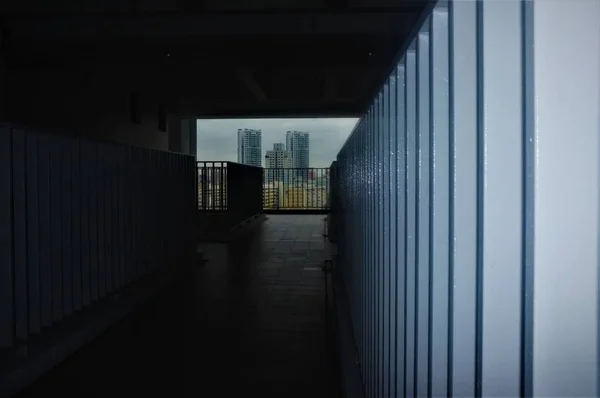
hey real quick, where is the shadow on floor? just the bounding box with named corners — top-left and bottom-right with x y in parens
top-left (17, 215), bottom-right (339, 398)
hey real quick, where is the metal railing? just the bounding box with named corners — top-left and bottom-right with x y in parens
top-left (196, 161), bottom-right (263, 229)
top-left (331, 0), bottom-right (600, 396)
top-left (0, 123), bottom-right (196, 350)
top-left (197, 161), bottom-right (227, 211)
top-left (262, 168), bottom-right (330, 212)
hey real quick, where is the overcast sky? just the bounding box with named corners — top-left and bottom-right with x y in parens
top-left (196, 118), bottom-right (358, 168)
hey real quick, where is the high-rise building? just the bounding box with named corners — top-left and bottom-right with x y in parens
top-left (265, 142), bottom-right (292, 183)
top-left (286, 131), bottom-right (310, 184)
top-left (237, 128), bottom-right (262, 167)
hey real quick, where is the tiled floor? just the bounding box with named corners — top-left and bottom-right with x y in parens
top-left (18, 215), bottom-right (339, 397)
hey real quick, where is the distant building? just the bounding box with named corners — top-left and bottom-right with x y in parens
top-left (237, 129), bottom-right (262, 167)
top-left (286, 131), bottom-right (310, 183)
top-left (265, 142), bottom-right (292, 183)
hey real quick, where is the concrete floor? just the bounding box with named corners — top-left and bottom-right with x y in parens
top-left (18, 215), bottom-right (339, 397)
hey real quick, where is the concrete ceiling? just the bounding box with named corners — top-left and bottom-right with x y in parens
top-left (1, 0), bottom-right (430, 118)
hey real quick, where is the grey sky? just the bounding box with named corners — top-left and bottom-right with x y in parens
top-left (196, 118), bottom-right (358, 168)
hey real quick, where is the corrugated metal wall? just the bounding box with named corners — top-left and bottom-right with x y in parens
top-left (0, 124), bottom-right (196, 349)
top-left (334, 0), bottom-right (600, 396)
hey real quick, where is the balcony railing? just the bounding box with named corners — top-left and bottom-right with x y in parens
top-left (263, 168), bottom-right (330, 213)
top-left (0, 123), bottom-right (196, 352)
top-left (197, 164), bottom-right (331, 214)
top-left (197, 161), bottom-right (227, 211)
top-left (196, 161), bottom-right (263, 239)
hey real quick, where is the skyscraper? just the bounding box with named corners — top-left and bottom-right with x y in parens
top-left (265, 142), bottom-right (292, 183)
top-left (237, 128), bottom-right (262, 167)
top-left (286, 131), bottom-right (310, 183)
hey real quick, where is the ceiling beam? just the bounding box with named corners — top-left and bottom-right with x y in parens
top-left (179, 96), bottom-right (361, 118)
top-left (5, 12), bottom-right (421, 39)
top-left (2, 3), bottom-right (428, 16)
top-left (236, 69), bottom-right (267, 102)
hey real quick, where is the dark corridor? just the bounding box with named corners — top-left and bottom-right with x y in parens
top-left (17, 215), bottom-right (339, 397)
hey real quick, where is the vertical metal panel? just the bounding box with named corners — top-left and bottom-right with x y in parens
top-left (529, 0), bottom-right (600, 395)
top-left (80, 141), bottom-right (91, 307)
top-left (50, 136), bottom-right (63, 322)
top-left (358, 119), bottom-right (365, 381)
top-left (374, 92), bottom-right (379, 397)
top-left (97, 143), bottom-right (106, 298)
top-left (13, 130), bottom-right (29, 340)
top-left (429, 5), bottom-right (451, 397)
top-left (115, 147), bottom-right (124, 286)
top-left (478, 0), bottom-right (523, 395)
top-left (124, 147), bottom-right (132, 284)
top-left (415, 25), bottom-right (431, 398)
top-left (365, 105), bottom-right (372, 397)
top-left (136, 148), bottom-right (142, 278)
top-left (371, 97), bottom-right (376, 398)
top-left (382, 80), bottom-right (391, 398)
top-left (115, 147), bottom-right (123, 285)
top-left (405, 46), bottom-right (418, 398)
top-left (38, 134), bottom-right (53, 326)
top-left (71, 140), bottom-right (82, 312)
top-left (61, 138), bottom-right (73, 316)
top-left (142, 149), bottom-right (149, 276)
top-left (356, 119), bottom-right (361, 383)
top-left (26, 132), bottom-right (41, 333)
top-left (449, 0), bottom-right (478, 395)
top-left (367, 105), bottom-right (377, 396)
top-left (0, 125), bottom-right (12, 347)
top-left (131, 148), bottom-right (138, 281)
top-left (395, 62), bottom-right (407, 398)
top-left (377, 89), bottom-right (384, 397)
top-left (146, 149), bottom-right (152, 275)
top-left (89, 144), bottom-right (99, 301)
top-left (105, 146), bottom-right (113, 293)
top-left (388, 68), bottom-right (398, 398)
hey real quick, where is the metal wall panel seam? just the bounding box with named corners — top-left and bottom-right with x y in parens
top-left (388, 68), bottom-right (398, 398)
top-left (38, 134), bottom-right (53, 326)
top-left (0, 125), bottom-right (13, 347)
top-left (378, 88), bottom-right (386, 397)
top-left (396, 62), bottom-right (407, 398)
top-left (80, 141), bottom-right (90, 306)
top-left (50, 136), bottom-right (63, 321)
top-left (89, 144), bottom-right (98, 301)
top-left (369, 104), bottom-right (375, 397)
top-left (405, 47), bottom-right (418, 398)
top-left (26, 132), bottom-right (41, 333)
top-left (61, 138), bottom-right (73, 316)
top-left (474, 0), bottom-right (484, 394)
top-left (71, 139), bottom-right (82, 311)
top-left (13, 130), bottom-right (29, 341)
top-left (520, 0), bottom-right (534, 395)
top-left (105, 145), bottom-right (113, 294)
top-left (382, 80), bottom-right (391, 398)
top-left (97, 143), bottom-right (106, 298)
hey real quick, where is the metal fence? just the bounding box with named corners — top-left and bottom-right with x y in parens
top-left (196, 161), bottom-right (263, 234)
top-left (263, 168), bottom-right (330, 212)
top-left (0, 123), bottom-right (196, 350)
top-left (332, 0), bottom-right (600, 397)
top-left (197, 161), bottom-right (227, 211)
